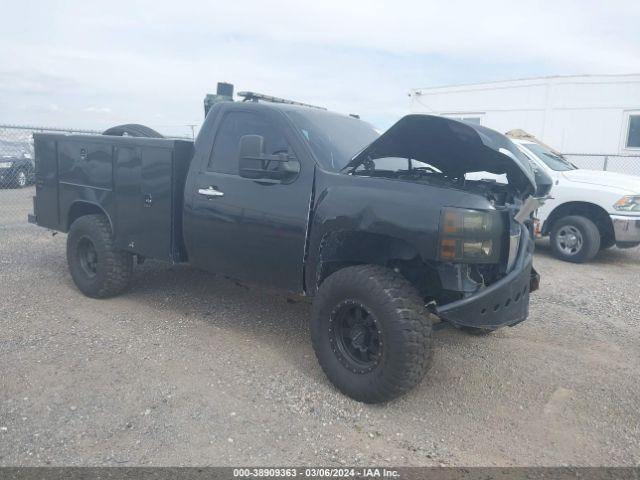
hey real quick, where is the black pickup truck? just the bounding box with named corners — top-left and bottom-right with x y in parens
top-left (29, 88), bottom-right (550, 402)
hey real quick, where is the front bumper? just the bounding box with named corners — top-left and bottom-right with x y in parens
top-left (611, 214), bottom-right (640, 244)
top-left (435, 229), bottom-right (536, 329)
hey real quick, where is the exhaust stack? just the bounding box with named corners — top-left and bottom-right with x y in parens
top-left (204, 82), bottom-right (234, 117)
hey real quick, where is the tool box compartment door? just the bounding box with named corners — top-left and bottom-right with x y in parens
top-left (33, 136), bottom-right (60, 229)
top-left (114, 145), bottom-right (173, 261)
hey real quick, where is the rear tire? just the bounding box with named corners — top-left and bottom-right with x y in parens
top-left (66, 214), bottom-right (133, 298)
top-left (311, 265), bottom-right (433, 403)
top-left (550, 215), bottom-right (600, 263)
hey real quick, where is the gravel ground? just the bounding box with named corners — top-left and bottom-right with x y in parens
top-left (1, 187), bottom-right (639, 466)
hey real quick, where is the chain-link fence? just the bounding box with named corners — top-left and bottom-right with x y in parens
top-left (563, 153), bottom-right (640, 176)
top-left (0, 125), bottom-right (101, 228)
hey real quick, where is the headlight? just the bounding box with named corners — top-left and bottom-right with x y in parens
top-left (613, 195), bottom-right (640, 212)
top-left (438, 207), bottom-right (503, 263)
top-left (0, 162), bottom-right (13, 169)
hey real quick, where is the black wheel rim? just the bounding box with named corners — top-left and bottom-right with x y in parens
top-left (77, 236), bottom-right (98, 278)
top-left (329, 301), bottom-right (382, 373)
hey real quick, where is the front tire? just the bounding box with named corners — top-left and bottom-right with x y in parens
top-left (67, 215), bottom-right (133, 298)
top-left (311, 265), bottom-right (433, 403)
top-left (550, 215), bottom-right (600, 263)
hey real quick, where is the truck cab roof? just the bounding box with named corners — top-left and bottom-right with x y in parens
top-left (200, 100), bottom-right (381, 172)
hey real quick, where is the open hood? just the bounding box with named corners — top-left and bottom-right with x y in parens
top-left (345, 115), bottom-right (551, 197)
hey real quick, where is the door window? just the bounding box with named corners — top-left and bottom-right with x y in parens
top-left (626, 113), bottom-right (640, 149)
top-left (208, 111), bottom-right (291, 173)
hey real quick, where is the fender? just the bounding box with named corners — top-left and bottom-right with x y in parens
top-left (304, 168), bottom-right (496, 295)
top-left (66, 200), bottom-right (114, 234)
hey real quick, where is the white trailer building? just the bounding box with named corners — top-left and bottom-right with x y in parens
top-left (408, 74), bottom-right (640, 174)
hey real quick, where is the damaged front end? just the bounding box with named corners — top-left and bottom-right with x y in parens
top-left (434, 195), bottom-right (545, 329)
top-left (434, 214), bottom-right (540, 329)
top-left (344, 114), bottom-right (552, 329)
top-left (430, 199), bottom-right (543, 328)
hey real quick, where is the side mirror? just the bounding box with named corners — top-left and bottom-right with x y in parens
top-left (238, 134), bottom-right (300, 182)
top-left (238, 134), bottom-right (264, 161)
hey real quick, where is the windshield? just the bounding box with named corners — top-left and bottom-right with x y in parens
top-left (284, 109), bottom-right (379, 170)
top-left (522, 143), bottom-right (576, 171)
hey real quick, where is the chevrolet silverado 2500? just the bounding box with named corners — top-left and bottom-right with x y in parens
top-left (28, 88), bottom-right (550, 402)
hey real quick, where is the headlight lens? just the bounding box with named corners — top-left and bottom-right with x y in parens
top-left (462, 240), bottom-right (494, 259)
top-left (0, 162), bottom-right (13, 169)
top-left (613, 195), bottom-right (640, 212)
top-left (439, 208), bottom-right (503, 263)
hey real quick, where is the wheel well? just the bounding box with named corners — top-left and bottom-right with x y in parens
top-left (67, 202), bottom-right (111, 232)
top-left (544, 202), bottom-right (614, 246)
top-left (316, 231), bottom-right (439, 297)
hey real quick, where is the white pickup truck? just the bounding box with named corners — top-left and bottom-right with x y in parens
top-left (511, 139), bottom-right (640, 263)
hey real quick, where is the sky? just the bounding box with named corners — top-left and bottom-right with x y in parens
top-left (1, 0), bottom-right (639, 136)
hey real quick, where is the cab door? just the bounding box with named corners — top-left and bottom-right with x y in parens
top-left (184, 106), bottom-right (314, 292)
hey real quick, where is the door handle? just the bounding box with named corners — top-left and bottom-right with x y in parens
top-left (198, 186), bottom-right (224, 197)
